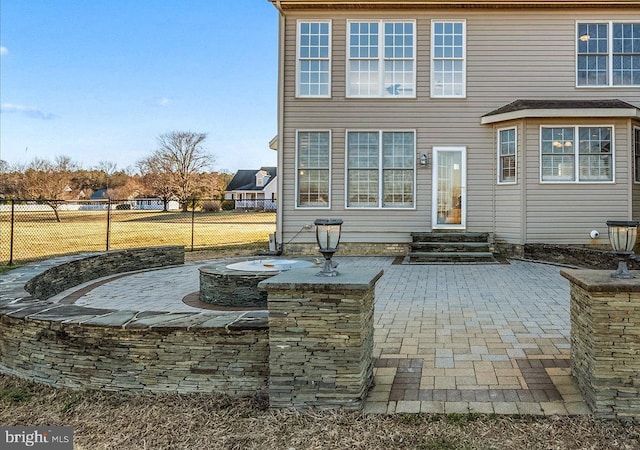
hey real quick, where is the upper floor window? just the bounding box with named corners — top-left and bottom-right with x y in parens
top-left (297, 21), bottom-right (331, 97)
top-left (540, 126), bottom-right (613, 183)
top-left (431, 20), bottom-right (466, 98)
top-left (498, 127), bottom-right (517, 184)
top-left (346, 130), bottom-right (415, 208)
top-left (297, 131), bottom-right (330, 207)
top-left (347, 21), bottom-right (415, 98)
top-left (577, 22), bottom-right (640, 87)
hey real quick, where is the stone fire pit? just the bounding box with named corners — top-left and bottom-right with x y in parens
top-left (199, 259), bottom-right (314, 308)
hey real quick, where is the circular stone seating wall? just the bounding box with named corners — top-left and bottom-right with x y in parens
top-left (0, 247), bottom-right (269, 395)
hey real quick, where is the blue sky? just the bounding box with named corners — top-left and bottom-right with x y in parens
top-left (0, 0), bottom-right (278, 173)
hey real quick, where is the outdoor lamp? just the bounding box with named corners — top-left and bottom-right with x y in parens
top-left (606, 220), bottom-right (639, 279)
top-left (420, 153), bottom-right (429, 167)
top-left (314, 218), bottom-right (343, 277)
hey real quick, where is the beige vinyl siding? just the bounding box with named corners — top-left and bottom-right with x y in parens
top-left (524, 118), bottom-right (630, 244)
top-left (279, 8), bottom-right (640, 246)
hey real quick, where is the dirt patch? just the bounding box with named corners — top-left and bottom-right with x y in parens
top-left (1, 375), bottom-right (638, 450)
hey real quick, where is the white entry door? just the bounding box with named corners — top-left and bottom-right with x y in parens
top-left (432, 147), bottom-right (466, 229)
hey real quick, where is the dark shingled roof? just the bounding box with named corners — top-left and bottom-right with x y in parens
top-left (226, 167), bottom-right (277, 192)
top-left (483, 99), bottom-right (639, 117)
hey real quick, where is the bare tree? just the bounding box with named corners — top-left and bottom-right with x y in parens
top-left (17, 156), bottom-right (78, 221)
top-left (139, 131), bottom-right (214, 210)
top-left (96, 160), bottom-right (117, 193)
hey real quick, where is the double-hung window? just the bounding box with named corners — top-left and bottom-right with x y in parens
top-left (346, 131), bottom-right (415, 208)
top-left (498, 128), bottom-right (517, 184)
top-left (431, 20), bottom-right (466, 97)
top-left (297, 131), bottom-right (330, 207)
top-left (540, 126), bottom-right (613, 182)
top-left (347, 21), bottom-right (415, 97)
top-left (577, 21), bottom-right (640, 87)
top-left (297, 21), bottom-right (331, 97)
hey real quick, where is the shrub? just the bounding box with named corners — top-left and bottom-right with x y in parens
top-left (114, 203), bottom-right (131, 210)
top-left (202, 200), bottom-right (221, 213)
top-left (221, 200), bottom-right (235, 211)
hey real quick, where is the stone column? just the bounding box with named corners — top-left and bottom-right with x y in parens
top-left (560, 269), bottom-right (640, 419)
top-left (260, 267), bottom-right (383, 410)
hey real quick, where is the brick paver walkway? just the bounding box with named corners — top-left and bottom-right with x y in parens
top-left (49, 256), bottom-right (588, 416)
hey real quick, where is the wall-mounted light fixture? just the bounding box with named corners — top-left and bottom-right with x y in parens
top-left (314, 218), bottom-right (343, 277)
top-left (606, 220), bottom-right (639, 279)
top-left (420, 153), bottom-right (429, 167)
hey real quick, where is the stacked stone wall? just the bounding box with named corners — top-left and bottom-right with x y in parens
top-left (561, 269), bottom-right (640, 419)
top-left (25, 246), bottom-right (185, 300)
top-left (0, 310), bottom-right (269, 395)
top-left (261, 268), bottom-right (382, 410)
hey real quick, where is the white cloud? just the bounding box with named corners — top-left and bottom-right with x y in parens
top-left (156, 97), bottom-right (170, 106)
top-left (1, 103), bottom-right (56, 120)
top-left (0, 46), bottom-right (7, 56)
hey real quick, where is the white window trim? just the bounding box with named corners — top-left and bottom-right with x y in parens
top-left (539, 124), bottom-right (616, 184)
top-left (633, 125), bottom-right (640, 184)
top-left (295, 130), bottom-right (332, 209)
top-left (430, 19), bottom-right (467, 98)
top-left (497, 126), bottom-right (518, 185)
top-left (345, 19), bottom-right (417, 99)
top-left (296, 19), bottom-right (332, 98)
top-left (575, 20), bottom-right (640, 89)
top-left (344, 129), bottom-right (417, 210)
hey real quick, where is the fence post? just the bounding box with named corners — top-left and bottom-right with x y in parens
top-left (191, 198), bottom-right (196, 252)
top-left (106, 198), bottom-right (111, 251)
top-left (9, 199), bottom-right (15, 265)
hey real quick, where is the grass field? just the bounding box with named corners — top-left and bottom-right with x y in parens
top-left (0, 209), bottom-right (276, 264)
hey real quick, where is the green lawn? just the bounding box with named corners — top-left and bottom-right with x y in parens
top-left (0, 209), bottom-right (276, 264)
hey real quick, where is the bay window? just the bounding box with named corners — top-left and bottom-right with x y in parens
top-left (540, 126), bottom-right (613, 183)
top-left (498, 128), bottom-right (517, 184)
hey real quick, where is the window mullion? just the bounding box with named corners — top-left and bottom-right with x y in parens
top-left (608, 21), bottom-right (613, 87)
top-left (379, 21), bottom-right (384, 98)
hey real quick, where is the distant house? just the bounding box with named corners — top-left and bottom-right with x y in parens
top-left (89, 189), bottom-right (109, 200)
top-left (132, 197), bottom-right (180, 211)
top-left (225, 167), bottom-right (277, 210)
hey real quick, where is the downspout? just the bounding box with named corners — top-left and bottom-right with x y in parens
top-left (274, 1), bottom-right (285, 251)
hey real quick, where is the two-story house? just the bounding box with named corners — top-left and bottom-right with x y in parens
top-left (225, 167), bottom-right (278, 210)
top-left (269, 0), bottom-right (640, 256)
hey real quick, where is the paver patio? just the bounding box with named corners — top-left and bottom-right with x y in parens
top-left (47, 256), bottom-right (589, 416)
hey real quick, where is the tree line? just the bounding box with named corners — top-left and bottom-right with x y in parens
top-left (0, 131), bottom-right (234, 219)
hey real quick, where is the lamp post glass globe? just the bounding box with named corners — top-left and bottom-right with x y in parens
top-left (314, 218), bottom-right (343, 276)
top-left (606, 220), bottom-right (639, 279)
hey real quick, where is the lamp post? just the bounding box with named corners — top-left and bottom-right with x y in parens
top-left (314, 218), bottom-right (343, 277)
top-left (606, 220), bottom-right (639, 279)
